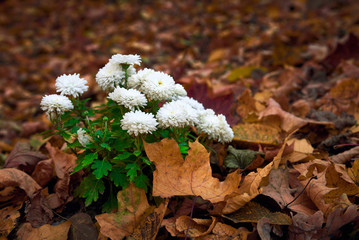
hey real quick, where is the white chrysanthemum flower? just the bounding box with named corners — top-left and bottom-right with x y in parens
top-left (141, 71), bottom-right (176, 101)
top-left (40, 94), bottom-right (74, 119)
top-left (156, 100), bottom-right (198, 128)
top-left (110, 54), bottom-right (141, 66)
top-left (171, 84), bottom-right (187, 100)
top-left (55, 73), bottom-right (88, 98)
top-left (177, 96), bottom-right (204, 111)
top-left (121, 110), bottom-right (158, 136)
top-left (96, 62), bottom-right (126, 92)
top-left (108, 87), bottom-right (147, 110)
top-left (196, 110), bottom-right (233, 143)
top-left (127, 68), bottom-right (155, 89)
top-left (77, 128), bottom-right (92, 147)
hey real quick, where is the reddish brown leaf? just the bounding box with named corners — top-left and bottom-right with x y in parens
top-left (4, 142), bottom-right (48, 174)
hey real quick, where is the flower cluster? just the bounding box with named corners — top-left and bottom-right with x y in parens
top-left (40, 53), bottom-right (234, 210)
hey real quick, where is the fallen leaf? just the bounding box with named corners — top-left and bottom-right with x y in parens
top-left (95, 184), bottom-right (152, 240)
top-left (143, 138), bottom-right (242, 203)
top-left (348, 159), bottom-right (359, 184)
top-left (223, 201), bottom-right (292, 225)
top-left (232, 123), bottom-right (282, 145)
top-left (0, 202), bottom-right (22, 237)
top-left (288, 211), bottom-right (324, 239)
top-left (257, 217), bottom-right (271, 240)
top-left (31, 159), bottom-right (54, 187)
top-left (45, 142), bottom-right (77, 209)
top-left (223, 139), bottom-right (289, 214)
top-left (261, 168), bottom-right (316, 215)
top-left (68, 213), bottom-right (98, 240)
top-left (3, 142), bottom-right (48, 174)
top-left (129, 199), bottom-right (169, 240)
top-left (173, 216), bottom-right (216, 238)
top-left (259, 98), bottom-right (307, 133)
top-left (286, 138), bottom-right (314, 154)
top-left (16, 221), bottom-right (72, 240)
top-left (0, 168), bottom-right (41, 199)
top-left (330, 146), bottom-right (359, 164)
top-left (235, 88), bottom-right (258, 121)
top-left (224, 146), bottom-right (264, 169)
top-left (293, 162), bottom-right (335, 216)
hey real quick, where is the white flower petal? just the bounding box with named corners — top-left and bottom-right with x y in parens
top-left (55, 73), bottom-right (88, 97)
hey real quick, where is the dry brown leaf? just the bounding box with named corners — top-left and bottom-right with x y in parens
top-left (16, 221), bottom-right (72, 240)
top-left (348, 159), bottom-right (359, 184)
top-left (286, 138), bottom-right (314, 154)
top-left (45, 142), bottom-right (77, 208)
top-left (232, 122), bottom-right (282, 145)
top-left (31, 159), bottom-right (54, 187)
top-left (0, 168), bottom-right (41, 199)
top-left (0, 202), bottom-right (22, 237)
top-left (324, 163), bottom-right (359, 204)
top-left (223, 139), bottom-right (289, 214)
top-left (261, 168), bottom-right (316, 215)
top-left (143, 138), bottom-right (242, 203)
top-left (129, 199), bottom-right (169, 240)
top-left (257, 217), bottom-right (271, 240)
top-left (3, 142), bottom-right (48, 174)
top-left (293, 163), bottom-right (335, 216)
top-left (223, 201), bottom-right (292, 225)
top-left (330, 146), bottom-right (359, 164)
top-left (289, 211), bottom-right (324, 239)
top-left (174, 216), bottom-right (216, 238)
top-left (259, 98), bottom-right (307, 133)
top-left (95, 184), bottom-right (152, 240)
top-left (235, 88), bottom-right (258, 121)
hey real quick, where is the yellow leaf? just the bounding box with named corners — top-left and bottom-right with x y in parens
top-left (207, 48), bottom-right (227, 62)
top-left (228, 66), bottom-right (267, 82)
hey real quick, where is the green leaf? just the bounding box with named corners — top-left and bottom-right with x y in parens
top-left (83, 152), bottom-right (98, 166)
top-left (100, 142), bottom-right (111, 151)
top-left (74, 175), bottom-right (105, 206)
top-left (141, 156), bottom-right (152, 166)
top-left (133, 150), bottom-right (142, 157)
top-left (91, 160), bottom-right (112, 179)
top-left (114, 152), bottom-right (132, 160)
top-left (134, 173), bottom-right (149, 192)
top-left (125, 162), bottom-right (140, 181)
top-left (102, 190), bottom-right (118, 213)
top-left (112, 138), bottom-right (132, 151)
top-left (224, 146), bottom-right (264, 169)
top-left (109, 167), bottom-right (129, 188)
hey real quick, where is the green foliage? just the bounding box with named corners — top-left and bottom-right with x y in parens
top-left (74, 174), bottom-right (105, 206)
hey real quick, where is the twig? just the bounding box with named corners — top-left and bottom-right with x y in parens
top-left (285, 175), bottom-right (317, 208)
top-left (184, 196), bottom-right (197, 240)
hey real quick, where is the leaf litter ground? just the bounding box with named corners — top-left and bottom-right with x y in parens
top-left (1, 0), bottom-right (359, 239)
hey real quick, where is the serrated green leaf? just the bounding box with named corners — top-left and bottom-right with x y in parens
top-left (134, 173), bottom-right (149, 192)
top-left (224, 145), bottom-right (264, 169)
top-left (109, 167), bottom-right (129, 187)
top-left (74, 175), bottom-right (105, 206)
top-left (100, 142), bottom-right (111, 151)
top-left (83, 152), bottom-right (98, 166)
top-left (91, 160), bottom-right (112, 179)
top-left (125, 162), bottom-right (140, 181)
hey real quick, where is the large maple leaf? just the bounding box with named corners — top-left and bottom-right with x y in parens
top-left (143, 138), bottom-right (241, 203)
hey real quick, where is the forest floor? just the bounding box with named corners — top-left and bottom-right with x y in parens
top-left (1, 0), bottom-right (359, 239)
